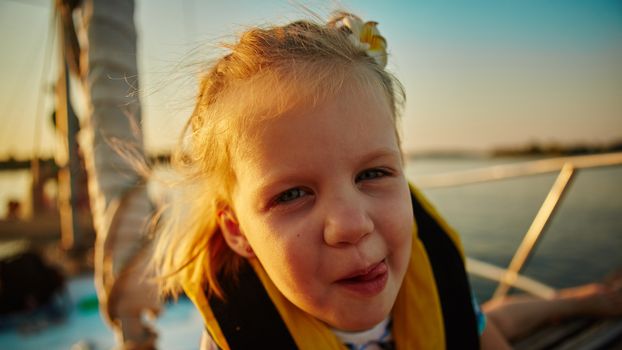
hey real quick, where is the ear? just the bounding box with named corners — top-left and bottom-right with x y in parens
top-left (218, 208), bottom-right (255, 258)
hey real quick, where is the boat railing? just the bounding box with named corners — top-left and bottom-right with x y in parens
top-left (413, 151), bottom-right (622, 300)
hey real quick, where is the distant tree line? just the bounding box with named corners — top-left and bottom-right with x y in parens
top-left (491, 139), bottom-right (622, 157)
top-left (405, 139), bottom-right (622, 160)
top-left (0, 153), bottom-right (171, 172)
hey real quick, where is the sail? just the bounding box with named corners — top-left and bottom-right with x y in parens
top-left (59, 0), bottom-right (161, 348)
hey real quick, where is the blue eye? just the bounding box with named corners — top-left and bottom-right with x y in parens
top-left (275, 188), bottom-right (308, 204)
top-left (356, 168), bottom-right (390, 182)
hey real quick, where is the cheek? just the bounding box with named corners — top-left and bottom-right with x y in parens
top-left (245, 221), bottom-right (319, 286)
top-left (397, 206), bottom-right (415, 243)
top-left (281, 242), bottom-right (318, 284)
top-left (383, 193), bottom-right (414, 255)
top-left (261, 240), bottom-right (323, 304)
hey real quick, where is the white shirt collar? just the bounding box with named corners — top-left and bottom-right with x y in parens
top-left (331, 317), bottom-right (391, 349)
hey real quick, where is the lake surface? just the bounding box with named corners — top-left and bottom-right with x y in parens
top-left (0, 170), bottom-right (32, 218)
top-left (0, 158), bottom-right (622, 295)
top-left (1, 157), bottom-right (620, 348)
top-left (1, 156), bottom-right (621, 298)
top-left (407, 157), bottom-right (622, 300)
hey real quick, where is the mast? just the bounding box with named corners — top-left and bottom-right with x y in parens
top-left (54, 59), bottom-right (85, 250)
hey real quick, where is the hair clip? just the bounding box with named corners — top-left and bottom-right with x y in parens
top-left (333, 14), bottom-right (388, 68)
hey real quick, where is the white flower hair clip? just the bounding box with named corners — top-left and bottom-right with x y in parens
top-left (332, 14), bottom-right (388, 68)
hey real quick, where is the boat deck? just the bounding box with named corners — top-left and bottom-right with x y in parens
top-left (513, 317), bottom-right (622, 349)
top-left (2, 274), bottom-right (621, 349)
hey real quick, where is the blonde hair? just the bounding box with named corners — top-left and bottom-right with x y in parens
top-left (152, 14), bottom-right (405, 298)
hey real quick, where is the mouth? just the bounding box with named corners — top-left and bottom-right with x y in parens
top-left (335, 259), bottom-right (389, 297)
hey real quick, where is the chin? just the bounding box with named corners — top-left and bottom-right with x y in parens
top-left (328, 308), bottom-right (390, 332)
top-left (328, 287), bottom-right (399, 331)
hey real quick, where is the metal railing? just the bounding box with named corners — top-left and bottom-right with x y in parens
top-left (414, 151), bottom-right (622, 300)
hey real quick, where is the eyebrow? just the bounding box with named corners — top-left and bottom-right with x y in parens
top-left (357, 147), bottom-right (402, 166)
top-left (251, 146), bottom-right (402, 195)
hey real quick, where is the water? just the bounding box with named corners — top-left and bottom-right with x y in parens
top-left (407, 157), bottom-right (622, 300)
top-left (1, 157), bottom-right (620, 348)
top-left (2, 158), bottom-right (620, 294)
top-left (0, 276), bottom-right (204, 350)
top-left (0, 170), bottom-right (31, 218)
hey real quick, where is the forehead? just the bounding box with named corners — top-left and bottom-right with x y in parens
top-left (233, 80), bottom-right (399, 178)
top-left (233, 65), bottom-right (395, 143)
top-left (221, 61), bottom-right (394, 128)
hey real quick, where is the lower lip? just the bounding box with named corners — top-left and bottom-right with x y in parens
top-left (336, 261), bottom-right (389, 297)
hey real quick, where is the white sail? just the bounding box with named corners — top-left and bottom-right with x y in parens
top-left (72, 0), bottom-right (161, 348)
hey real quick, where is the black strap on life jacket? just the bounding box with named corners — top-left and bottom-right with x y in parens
top-left (208, 262), bottom-right (298, 349)
top-left (207, 190), bottom-right (479, 349)
top-left (410, 192), bottom-right (480, 349)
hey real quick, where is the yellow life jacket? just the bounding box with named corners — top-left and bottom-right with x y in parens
top-left (184, 185), bottom-right (479, 349)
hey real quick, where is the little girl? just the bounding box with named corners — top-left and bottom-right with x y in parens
top-left (152, 12), bottom-right (622, 350)
top-left (152, 12), bottom-right (486, 350)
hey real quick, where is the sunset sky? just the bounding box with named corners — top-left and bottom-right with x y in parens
top-left (1, 0), bottom-right (621, 158)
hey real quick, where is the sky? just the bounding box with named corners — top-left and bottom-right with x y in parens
top-left (0, 0), bottom-right (621, 159)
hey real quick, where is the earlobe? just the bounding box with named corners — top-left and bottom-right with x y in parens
top-left (218, 209), bottom-right (255, 258)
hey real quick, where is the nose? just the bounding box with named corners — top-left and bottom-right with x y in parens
top-left (323, 191), bottom-right (374, 247)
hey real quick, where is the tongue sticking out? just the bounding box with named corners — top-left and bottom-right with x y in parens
top-left (341, 260), bottom-right (387, 283)
top-left (337, 260), bottom-right (389, 296)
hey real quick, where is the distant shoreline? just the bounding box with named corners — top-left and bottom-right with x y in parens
top-left (406, 140), bottom-right (622, 160)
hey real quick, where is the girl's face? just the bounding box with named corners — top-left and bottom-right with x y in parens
top-left (227, 82), bottom-right (413, 331)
